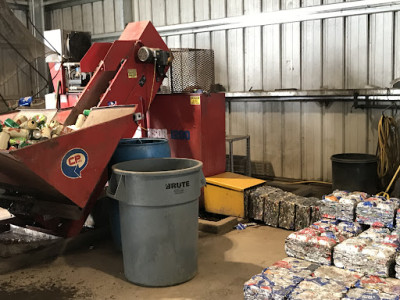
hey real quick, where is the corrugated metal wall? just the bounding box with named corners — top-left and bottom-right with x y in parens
top-left (44, 0), bottom-right (398, 181)
top-left (1, 9), bottom-right (33, 103)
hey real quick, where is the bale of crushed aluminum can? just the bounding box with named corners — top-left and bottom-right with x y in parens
top-left (248, 185), bottom-right (280, 221)
top-left (263, 190), bottom-right (291, 227)
top-left (286, 219), bottom-right (360, 265)
top-left (294, 197), bottom-right (312, 231)
top-left (355, 275), bottom-right (400, 296)
top-left (310, 200), bottom-right (323, 224)
top-left (343, 288), bottom-right (399, 300)
top-left (313, 265), bottom-right (362, 287)
top-left (320, 190), bottom-right (348, 219)
top-left (243, 257), bottom-right (318, 300)
top-left (320, 191), bottom-right (367, 222)
top-left (288, 277), bottom-right (349, 300)
top-left (356, 197), bottom-right (399, 229)
top-left (336, 221), bottom-right (363, 238)
top-left (290, 265), bottom-right (362, 300)
top-left (333, 228), bottom-right (399, 277)
top-left (279, 194), bottom-right (300, 230)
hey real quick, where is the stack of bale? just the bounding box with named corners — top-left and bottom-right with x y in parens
top-left (333, 227), bottom-right (400, 277)
top-left (243, 257), bottom-right (319, 300)
top-left (320, 190), bottom-right (368, 222)
top-left (285, 219), bottom-right (362, 265)
top-left (244, 258), bottom-right (400, 300)
top-left (248, 185), bottom-right (322, 231)
top-left (288, 266), bottom-right (362, 300)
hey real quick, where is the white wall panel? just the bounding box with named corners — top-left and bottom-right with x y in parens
top-left (151, 0), bottom-right (166, 26)
top-left (72, 5), bottom-right (83, 31)
top-left (82, 4), bottom-right (94, 32)
top-left (369, 12), bottom-right (393, 87)
top-left (321, 102), bottom-right (345, 181)
top-left (281, 0), bottom-right (301, 89)
top-left (395, 12), bottom-right (400, 79)
top-left (344, 102), bottom-right (368, 153)
top-left (346, 15), bottom-right (368, 88)
top-left (244, 0), bottom-right (262, 91)
top-left (282, 102), bottom-right (302, 179)
top-left (302, 0), bottom-right (322, 90)
top-left (179, 0), bottom-right (192, 23)
top-left (264, 102), bottom-right (283, 177)
top-left (51, 9), bottom-right (63, 29)
top-left (114, 0), bottom-right (125, 31)
top-left (62, 7), bottom-right (73, 30)
top-left (92, 2), bottom-right (104, 34)
top-left (301, 102), bottom-right (323, 180)
top-left (166, 0), bottom-right (180, 25)
top-left (262, 0), bottom-right (281, 90)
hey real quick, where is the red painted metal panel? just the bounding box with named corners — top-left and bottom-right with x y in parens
top-left (147, 93), bottom-right (226, 177)
top-left (119, 21), bottom-right (168, 52)
top-left (49, 62), bottom-right (66, 94)
top-left (80, 43), bottom-right (112, 72)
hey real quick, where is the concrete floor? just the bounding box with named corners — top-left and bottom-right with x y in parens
top-left (0, 226), bottom-right (290, 300)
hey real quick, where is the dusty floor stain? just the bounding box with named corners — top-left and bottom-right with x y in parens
top-left (0, 281), bottom-right (92, 300)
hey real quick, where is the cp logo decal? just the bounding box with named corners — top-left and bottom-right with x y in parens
top-left (61, 148), bottom-right (89, 179)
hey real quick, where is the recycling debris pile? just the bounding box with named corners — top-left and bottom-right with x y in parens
top-left (356, 197), bottom-right (399, 228)
top-left (285, 219), bottom-right (362, 265)
top-left (0, 110), bottom-right (90, 151)
top-left (333, 227), bottom-right (400, 277)
top-left (243, 257), bottom-right (319, 300)
top-left (248, 185), bottom-right (322, 231)
top-left (320, 191), bottom-right (368, 222)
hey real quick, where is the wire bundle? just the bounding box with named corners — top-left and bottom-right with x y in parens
top-left (377, 114), bottom-right (400, 187)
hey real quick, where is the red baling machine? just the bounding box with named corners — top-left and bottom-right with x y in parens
top-left (0, 21), bottom-right (171, 236)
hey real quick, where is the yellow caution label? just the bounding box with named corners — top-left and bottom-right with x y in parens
top-left (127, 69), bottom-right (137, 78)
top-left (190, 96), bottom-right (200, 105)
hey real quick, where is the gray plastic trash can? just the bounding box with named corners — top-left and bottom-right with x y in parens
top-left (107, 158), bottom-right (205, 287)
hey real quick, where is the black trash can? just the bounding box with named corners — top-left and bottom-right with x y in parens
top-left (331, 153), bottom-right (379, 194)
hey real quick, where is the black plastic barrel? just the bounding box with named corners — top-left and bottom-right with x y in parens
top-left (331, 153), bottom-right (379, 194)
